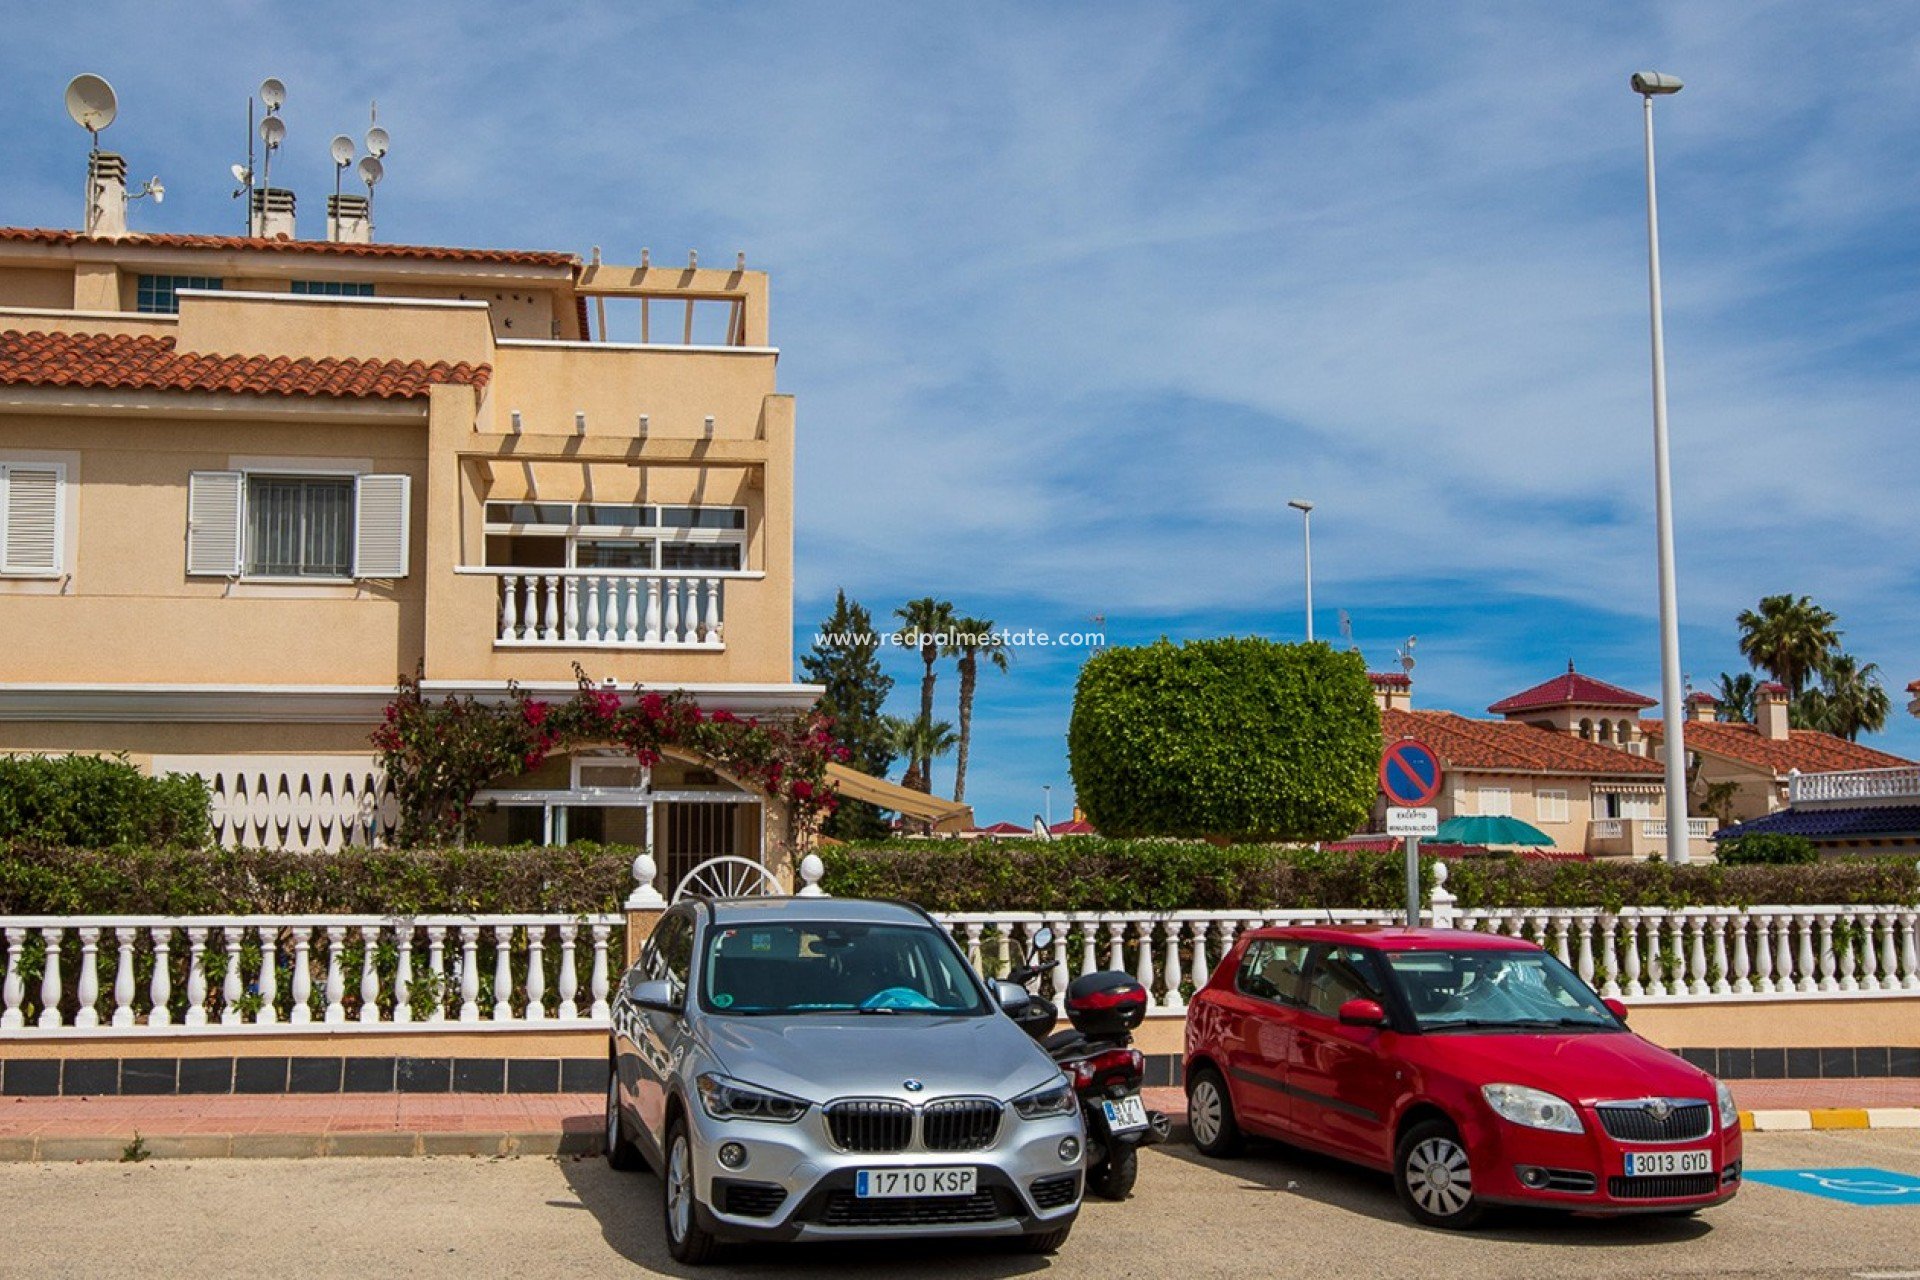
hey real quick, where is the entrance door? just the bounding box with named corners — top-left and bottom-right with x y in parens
top-left (657, 800), bottom-right (761, 898)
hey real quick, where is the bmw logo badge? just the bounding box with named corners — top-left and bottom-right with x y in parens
top-left (903, 1079), bottom-right (924, 1092)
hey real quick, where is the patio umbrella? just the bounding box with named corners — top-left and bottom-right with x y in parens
top-left (1428, 815), bottom-right (1555, 847)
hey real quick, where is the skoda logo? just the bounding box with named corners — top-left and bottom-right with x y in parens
top-left (1646, 1099), bottom-right (1672, 1122)
top-left (903, 1079), bottom-right (924, 1092)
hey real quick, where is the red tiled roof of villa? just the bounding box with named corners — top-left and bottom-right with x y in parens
top-left (0, 329), bottom-right (489, 400)
top-left (0, 226), bottom-right (576, 269)
top-left (1368, 671), bottom-right (1412, 688)
top-left (1487, 663), bottom-right (1657, 714)
top-left (1644, 720), bottom-right (1914, 778)
top-left (1382, 708), bottom-right (1663, 776)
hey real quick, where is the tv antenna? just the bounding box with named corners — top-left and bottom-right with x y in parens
top-left (1396, 636), bottom-right (1417, 675)
top-left (236, 78), bottom-right (287, 235)
top-left (330, 133), bottom-right (355, 217)
top-left (1338, 609), bottom-right (1361, 656)
top-left (358, 102), bottom-right (389, 233)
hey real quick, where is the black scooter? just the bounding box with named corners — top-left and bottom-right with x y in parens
top-left (1007, 927), bottom-right (1171, 1200)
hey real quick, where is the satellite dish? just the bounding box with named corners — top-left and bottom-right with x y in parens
top-left (259, 116), bottom-right (286, 148)
top-left (330, 134), bottom-right (354, 166)
top-left (357, 156), bottom-right (384, 186)
top-left (365, 126), bottom-right (389, 158)
top-left (65, 74), bottom-right (118, 134)
top-left (259, 78), bottom-right (286, 111)
top-left (230, 163), bottom-right (250, 184)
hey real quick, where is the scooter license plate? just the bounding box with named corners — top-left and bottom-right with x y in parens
top-left (1103, 1095), bottom-right (1149, 1133)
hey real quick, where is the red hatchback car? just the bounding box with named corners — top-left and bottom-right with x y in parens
top-left (1184, 926), bottom-right (1741, 1228)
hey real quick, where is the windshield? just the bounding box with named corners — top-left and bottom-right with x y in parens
top-left (1385, 948), bottom-right (1621, 1032)
top-left (699, 921), bottom-right (989, 1016)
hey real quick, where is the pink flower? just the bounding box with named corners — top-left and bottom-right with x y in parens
top-left (523, 700), bottom-right (550, 726)
top-left (712, 709), bottom-right (737, 725)
top-left (640, 692), bottom-right (666, 720)
top-left (591, 690), bottom-right (621, 719)
top-left (792, 779), bottom-right (814, 801)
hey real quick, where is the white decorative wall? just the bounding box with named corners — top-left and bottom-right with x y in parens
top-left (150, 755), bottom-right (398, 852)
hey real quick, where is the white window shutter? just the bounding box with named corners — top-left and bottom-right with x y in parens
top-left (353, 474), bottom-right (410, 578)
top-left (1, 465), bottom-right (63, 574)
top-left (186, 471), bottom-right (244, 576)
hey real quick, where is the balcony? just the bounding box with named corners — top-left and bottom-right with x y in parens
top-left (1788, 766), bottom-right (1920, 807)
top-left (1588, 817), bottom-right (1716, 859)
top-left (487, 568), bottom-right (726, 649)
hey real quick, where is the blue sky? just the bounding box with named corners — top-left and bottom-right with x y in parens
top-left (5, 4), bottom-right (1917, 825)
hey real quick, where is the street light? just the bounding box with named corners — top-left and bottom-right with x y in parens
top-left (1287, 499), bottom-right (1315, 643)
top-left (1042, 785), bottom-right (1053, 829)
top-left (1633, 69), bottom-right (1690, 866)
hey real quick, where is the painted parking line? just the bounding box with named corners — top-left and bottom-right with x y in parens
top-left (1745, 1168), bottom-right (1920, 1206)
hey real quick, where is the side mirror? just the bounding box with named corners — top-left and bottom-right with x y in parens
top-left (1028, 926), bottom-right (1055, 954)
top-left (1338, 997), bottom-right (1389, 1028)
top-left (624, 974), bottom-right (682, 1014)
top-left (1603, 997), bottom-right (1630, 1023)
top-left (993, 979), bottom-right (1031, 1012)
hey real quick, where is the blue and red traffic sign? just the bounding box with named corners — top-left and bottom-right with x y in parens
top-left (1380, 738), bottom-right (1443, 807)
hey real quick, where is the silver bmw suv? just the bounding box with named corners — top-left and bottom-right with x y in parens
top-left (606, 896), bottom-right (1084, 1264)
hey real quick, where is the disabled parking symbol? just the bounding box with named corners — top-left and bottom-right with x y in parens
top-left (1744, 1168), bottom-right (1920, 1206)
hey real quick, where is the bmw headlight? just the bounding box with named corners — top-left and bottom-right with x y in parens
top-left (1012, 1077), bottom-right (1076, 1121)
top-left (695, 1073), bottom-right (809, 1124)
top-left (1715, 1078), bottom-right (1740, 1130)
top-left (1481, 1083), bottom-right (1584, 1134)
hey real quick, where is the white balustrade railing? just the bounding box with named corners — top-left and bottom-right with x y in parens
top-left (1591, 820), bottom-right (1624, 840)
top-left (0, 915), bottom-right (621, 1032)
top-left (489, 569), bottom-right (725, 648)
top-left (1642, 818), bottom-right (1716, 840)
top-left (1790, 766), bottom-right (1920, 805)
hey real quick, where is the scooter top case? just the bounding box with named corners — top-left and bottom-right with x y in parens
top-left (1064, 970), bottom-right (1148, 1036)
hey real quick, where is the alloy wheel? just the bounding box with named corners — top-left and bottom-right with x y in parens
top-left (1190, 1079), bottom-right (1224, 1147)
top-left (667, 1133), bottom-right (692, 1242)
top-left (1405, 1135), bottom-right (1473, 1218)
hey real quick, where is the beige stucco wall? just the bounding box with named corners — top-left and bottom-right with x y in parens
top-left (1440, 772), bottom-right (1597, 853)
top-left (0, 265), bottom-right (75, 310)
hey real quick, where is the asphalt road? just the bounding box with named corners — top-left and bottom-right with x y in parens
top-left (3, 1132), bottom-right (1920, 1279)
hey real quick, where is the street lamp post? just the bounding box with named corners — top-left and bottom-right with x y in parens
top-left (1633, 70), bottom-right (1690, 866)
top-left (1288, 499), bottom-right (1315, 643)
top-left (1042, 785), bottom-right (1052, 830)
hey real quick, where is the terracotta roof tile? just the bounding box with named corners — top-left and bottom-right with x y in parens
top-left (1488, 665), bottom-right (1656, 715)
top-left (0, 226), bottom-right (576, 269)
top-left (1368, 671), bottom-right (1412, 688)
top-left (0, 329), bottom-right (488, 401)
top-left (1646, 720), bottom-right (1915, 778)
top-left (1383, 708), bottom-right (1664, 776)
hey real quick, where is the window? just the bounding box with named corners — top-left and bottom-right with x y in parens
top-left (1538, 789), bottom-right (1569, 824)
top-left (1476, 786), bottom-right (1513, 817)
top-left (291, 280), bottom-right (375, 297)
top-left (483, 502), bottom-right (748, 573)
top-left (246, 476), bottom-right (354, 578)
top-left (137, 275), bottom-right (222, 314)
top-left (187, 470), bottom-right (410, 580)
top-left (1236, 938), bottom-right (1311, 1006)
top-left (1302, 946), bottom-right (1386, 1019)
top-left (643, 913), bottom-right (694, 996)
top-left (0, 463), bottom-right (64, 576)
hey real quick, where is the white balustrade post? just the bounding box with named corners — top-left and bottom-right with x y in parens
top-left (541, 575), bottom-right (560, 642)
top-left (562, 577), bottom-right (579, 642)
top-left (255, 926), bottom-right (279, 1025)
top-left (1684, 917), bottom-right (1709, 996)
top-left (500, 574), bottom-right (519, 641)
top-left (458, 926), bottom-right (481, 1022)
top-left (111, 927), bottom-right (136, 1028)
top-left (590, 924), bottom-right (612, 1019)
top-left (1879, 912), bottom-right (1899, 993)
top-left (1817, 913), bottom-right (1839, 993)
top-left (703, 578), bottom-right (722, 642)
top-left (149, 927), bottom-right (174, 1028)
top-left (645, 579), bottom-right (662, 643)
top-left (1160, 919), bottom-right (1185, 1012)
top-left (1575, 914), bottom-right (1595, 986)
top-left (626, 853), bottom-right (666, 909)
top-left (583, 579), bottom-right (602, 642)
top-left (37, 926), bottom-right (65, 1028)
top-left (493, 925), bottom-right (516, 1020)
top-left (1621, 913), bottom-right (1644, 997)
top-left (796, 854), bottom-right (826, 898)
top-left (427, 925), bottom-right (448, 1023)
top-left (1731, 913), bottom-right (1752, 995)
top-left (288, 928), bottom-right (313, 1025)
top-left (323, 926), bottom-right (347, 1024)
top-left (1077, 919), bottom-right (1097, 978)
top-left (1107, 921), bottom-right (1126, 972)
top-left (1753, 914), bottom-right (1778, 995)
top-left (2, 928), bottom-right (25, 1029)
top-left (1644, 914), bottom-right (1666, 996)
top-left (1856, 912), bottom-right (1880, 992)
top-left (73, 927), bottom-right (101, 1028)
top-left (221, 929), bottom-right (245, 1025)
top-left (183, 927), bottom-right (210, 1027)
top-left (1214, 921), bottom-right (1238, 979)
top-left (359, 925), bottom-right (382, 1023)
top-left (621, 579), bottom-right (640, 643)
top-left (663, 579), bottom-right (682, 644)
top-left (1050, 919), bottom-right (1071, 997)
top-left (1795, 913), bottom-right (1817, 993)
top-left (963, 923), bottom-right (984, 972)
top-left (1133, 920), bottom-right (1157, 1010)
top-left (1902, 909), bottom-right (1920, 992)
top-left (1599, 914), bottom-right (1621, 997)
top-left (392, 926), bottom-right (413, 1025)
top-left (525, 926), bottom-right (548, 1022)
top-left (1838, 912), bottom-right (1862, 993)
top-left (1710, 913), bottom-right (1731, 996)
top-left (1188, 919), bottom-right (1211, 995)
top-left (557, 923), bottom-right (580, 1020)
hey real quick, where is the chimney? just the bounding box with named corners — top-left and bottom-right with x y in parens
top-left (1686, 691), bottom-right (1719, 724)
top-left (327, 193), bottom-right (371, 245)
top-left (1370, 671), bottom-right (1412, 713)
top-left (85, 151), bottom-right (128, 237)
top-left (250, 188), bottom-right (297, 240)
top-left (1755, 682), bottom-right (1790, 740)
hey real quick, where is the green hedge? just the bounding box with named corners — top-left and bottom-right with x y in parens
top-left (1715, 833), bottom-right (1819, 866)
top-left (0, 843), bottom-right (637, 915)
top-left (0, 755), bottom-right (210, 848)
top-left (1441, 855), bottom-right (1916, 910)
top-left (1067, 638), bottom-right (1381, 841)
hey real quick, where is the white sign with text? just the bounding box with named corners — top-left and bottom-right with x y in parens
top-left (1386, 807), bottom-right (1439, 838)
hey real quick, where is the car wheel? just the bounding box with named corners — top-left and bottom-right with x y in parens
top-left (663, 1119), bottom-right (721, 1265)
top-left (1187, 1067), bottom-right (1244, 1158)
top-left (1395, 1118), bottom-right (1484, 1230)
top-left (1087, 1146), bottom-right (1138, 1200)
top-left (1015, 1224), bottom-right (1073, 1254)
top-left (604, 1067), bottom-right (644, 1172)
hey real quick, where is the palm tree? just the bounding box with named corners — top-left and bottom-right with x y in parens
top-left (1736, 594), bottom-right (1841, 698)
top-left (1714, 672), bottom-right (1756, 724)
top-left (885, 714), bottom-right (957, 795)
top-left (893, 597), bottom-right (955, 782)
top-left (948, 616), bottom-right (1010, 804)
top-left (1815, 652), bottom-right (1891, 741)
